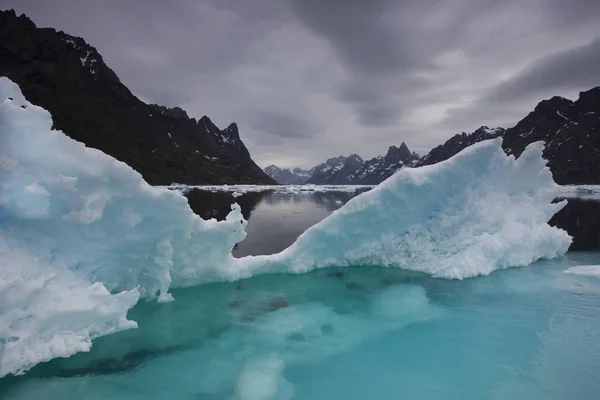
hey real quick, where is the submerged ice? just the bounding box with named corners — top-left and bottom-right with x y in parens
top-left (0, 77), bottom-right (571, 377)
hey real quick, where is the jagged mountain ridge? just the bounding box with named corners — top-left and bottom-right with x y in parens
top-left (415, 88), bottom-right (600, 184)
top-left (267, 84), bottom-right (600, 186)
top-left (263, 165), bottom-right (314, 185)
top-left (0, 9), bottom-right (275, 185)
top-left (351, 143), bottom-right (421, 184)
top-left (265, 142), bottom-right (420, 185)
top-left (416, 126), bottom-right (505, 167)
top-left (502, 89), bottom-right (600, 184)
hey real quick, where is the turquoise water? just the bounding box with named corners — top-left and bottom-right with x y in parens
top-left (2, 252), bottom-right (599, 399)
top-left (2, 191), bottom-right (600, 399)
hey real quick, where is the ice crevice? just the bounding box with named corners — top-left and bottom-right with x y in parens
top-left (0, 77), bottom-right (571, 377)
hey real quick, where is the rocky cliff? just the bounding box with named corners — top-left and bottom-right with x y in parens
top-left (0, 9), bottom-right (275, 185)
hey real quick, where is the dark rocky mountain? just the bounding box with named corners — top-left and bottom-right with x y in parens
top-left (416, 126), bottom-right (505, 167)
top-left (416, 88), bottom-right (600, 185)
top-left (502, 88), bottom-right (600, 184)
top-left (352, 143), bottom-right (421, 184)
top-left (308, 154), bottom-right (366, 185)
top-left (266, 83), bottom-right (599, 187)
top-left (263, 165), bottom-right (313, 184)
top-left (0, 9), bottom-right (274, 185)
top-left (265, 142), bottom-right (419, 185)
top-left (307, 143), bottom-right (420, 185)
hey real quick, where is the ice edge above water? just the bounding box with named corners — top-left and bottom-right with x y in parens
top-left (0, 77), bottom-right (571, 377)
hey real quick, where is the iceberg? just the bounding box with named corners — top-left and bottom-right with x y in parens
top-left (242, 136), bottom-right (572, 279)
top-left (0, 78), bottom-right (246, 377)
top-left (0, 77), bottom-right (571, 377)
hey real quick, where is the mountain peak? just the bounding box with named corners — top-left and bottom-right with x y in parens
top-left (224, 122), bottom-right (240, 138)
top-left (384, 142), bottom-right (415, 164)
top-left (533, 96), bottom-right (573, 114)
top-left (263, 164), bottom-right (312, 184)
top-left (1, 9), bottom-right (35, 30)
top-left (416, 126), bottom-right (505, 167)
top-left (348, 153), bottom-right (364, 163)
top-left (0, 11), bottom-right (274, 185)
top-left (148, 104), bottom-right (189, 120)
top-left (577, 86), bottom-right (600, 110)
top-left (325, 155), bottom-right (348, 165)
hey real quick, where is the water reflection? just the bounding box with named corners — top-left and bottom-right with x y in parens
top-left (185, 190), bottom-right (267, 221)
top-left (550, 198), bottom-right (600, 250)
top-left (183, 189), bottom-right (600, 254)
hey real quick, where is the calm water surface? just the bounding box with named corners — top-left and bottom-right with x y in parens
top-left (186, 188), bottom-right (600, 253)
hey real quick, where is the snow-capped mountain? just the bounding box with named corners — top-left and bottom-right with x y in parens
top-left (416, 126), bottom-right (505, 167)
top-left (265, 142), bottom-right (420, 185)
top-left (0, 9), bottom-right (274, 185)
top-left (263, 165), bottom-right (314, 184)
top-left (308, 154), bottom-right (366, 184)
top-left (307, 143), bottom-right (420, 185)
top-left (352, 143), bottom-right (421, 184)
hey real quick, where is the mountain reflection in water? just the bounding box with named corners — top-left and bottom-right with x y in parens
top-left (183, 188), bottom-right (600, 254)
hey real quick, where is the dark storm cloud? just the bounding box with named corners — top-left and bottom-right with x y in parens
top-left (252, 112), bottom-right (315, 139)
top-left (485, 38), bottom-right (600, 104)
top-left (290, 0), bottom-right (424, 74)
top-left (2, 0), bottom-right (600, 168)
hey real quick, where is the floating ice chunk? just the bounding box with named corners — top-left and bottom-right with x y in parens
top-left (236, 138), bottom-right (571, 280)
top-left (564, 265), bottom-right (600, 278)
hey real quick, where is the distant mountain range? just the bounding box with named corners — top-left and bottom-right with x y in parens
top-left (266, 89), bottom-right (600, 185)
top-left (263, 166), bottom-right (314, 185)
top-left (265, 142), bottom-right (420, 185)
top-left (0, 9), bottom-right (274, 185)
top-left (415, 126), bottom-right (505, 167)
top-left (2, 10), bottom-right (598, 187)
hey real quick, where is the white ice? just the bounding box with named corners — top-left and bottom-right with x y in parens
top-left (564, 265), bottom-right (600, 278)
top-left (237, 137), bottom-right (572, 280)
top-left (0, 78), bottom-right (246, 377)
top-left (0, 77), bottom-right (572, 377)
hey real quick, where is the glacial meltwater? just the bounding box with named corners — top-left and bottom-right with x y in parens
top-left (1, 190), bottom-right (600, 399)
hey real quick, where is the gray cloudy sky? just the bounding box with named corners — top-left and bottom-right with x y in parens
top-left (2, 0), bottom-right (600, 168)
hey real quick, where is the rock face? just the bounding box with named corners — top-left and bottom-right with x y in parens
top-left (0, 10), bottom-right (275, 185)
top-left (307, 142), bottom-right (420, 185)
top-left (263, 165), bottom-right (313, 184)
top-left (265, 142), bottom-right (419, 185)
top-left (266, 83), bottom-right (600, 186)
top-left (416, 126), bottom-right (505, 167)
top-left (354, 143), bottom-right (421, 184)
top-left (308, 154), bottom-right (365, 185)
top-left (416, 89), bottom-right (600, 185)
top-left (502, 88), bottom-right (600, 184)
